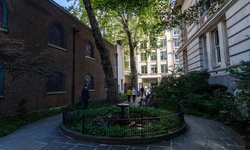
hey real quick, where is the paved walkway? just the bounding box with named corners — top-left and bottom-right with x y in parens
top-left (0, 97), bottom-right (246, 150)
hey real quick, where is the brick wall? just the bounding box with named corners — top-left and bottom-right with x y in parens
top-left (0, 0), bottom-right (117, 116)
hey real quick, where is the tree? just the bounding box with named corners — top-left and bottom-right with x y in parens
top-left (0, 39), bottom-right (53, 82)
top-left (82, 0), bottom-right (118, 103)
top-left (69, 0), bottom-right (171, 92)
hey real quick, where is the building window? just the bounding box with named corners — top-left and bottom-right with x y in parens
top-left (121, 79), bottom-right (123, 91)
top-left (141, 65), bottom-right (147, 74)
top-left (0, 67), bottom-right (4, 96)
top-left (0, 0), bottom-right (7, 29)
top-left (174, 51), bottom-right (179, 60)
top-left (160, 51), bottom-right (167, 60)
top-left (85, 40), bottom-right (94, 58)
top-left (159, 39), bottom-right (166, 48)
top-left (140, 41), bottom-right (147, 49)
top-left (173, 27), bottom-right (178, 36)
top-left (48, 23), bottom-right (66, 49)
top-left (114, 53), bottom-right (118, 67)
top-left (174, 64), bottom-right (180, 71)
top-left (84, 75), bottom-right (94, 90)
top-left (151, 65), bottom-right (157, 73)
top-left (161, 64), bottom-right (167, 73)
top-left (173, 38), bottom-right (179, 48)
top-left (140, 53), bottom-right (147, 61)
top-left (150, 52), bottom-right (157, 61)
top-left (213, 29), bottom-right (221, 64)
top-left (46, 71), bottom-right (66, 93)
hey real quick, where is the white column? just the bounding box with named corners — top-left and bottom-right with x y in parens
top-left (218, 21), bottom-right (228, 68)
top-left (206, 31), bottom-right (213, 71)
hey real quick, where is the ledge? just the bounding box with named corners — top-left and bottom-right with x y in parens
top-left (61, 123), bottom-right (186, 145)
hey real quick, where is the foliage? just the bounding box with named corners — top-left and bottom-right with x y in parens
top-left (227, 61), bottom-right (250, 121)
top-left (64, 106), bottom-right (180, 137)
top-left (68, 0), bottom-right (172, 90)
top-left (0, 107), bottom-right (64, 138)
top-left (0, 39), bottom-right (53, 82)
top-left (154, 70), bottom-right (210, 102)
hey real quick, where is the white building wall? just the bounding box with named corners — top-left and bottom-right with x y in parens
top-left (137, 29), bottom-right (178, 89)
top-left (117, 44), bottom-right (125, 93)
top-left (226, 0), bottom-right (250, 66)
top-left (178, 0), bottom-right (250, 93)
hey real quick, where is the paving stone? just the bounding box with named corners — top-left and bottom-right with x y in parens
top-left (0, 101), bottom-right (245, 150)
top-left (148, 145), bottom-right (172, 150)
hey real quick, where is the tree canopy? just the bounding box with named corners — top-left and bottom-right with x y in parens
top-left (68, 0), bottom-right (174, 91)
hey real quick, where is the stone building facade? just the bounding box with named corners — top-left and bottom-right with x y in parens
top-left (0, 0), bottom-right (117, 116)
top-left (136, 28), bottom-right (179, 92)
top-left (177, 0), bottom-right (250, 93)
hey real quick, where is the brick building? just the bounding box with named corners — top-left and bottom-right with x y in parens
top-left (0, 0), bottom-right (117, 116)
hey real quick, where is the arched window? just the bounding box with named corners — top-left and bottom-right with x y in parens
top-left (0, 0), bottom-right (8, 29)
top-left (84, 75), bottom-right (94, 90)
top-left (48, 23), bottom-right (66, 49)
top-left (46, 71), bottom-right (66, 93)
top-left (85, 40), bottom-right (94, 58)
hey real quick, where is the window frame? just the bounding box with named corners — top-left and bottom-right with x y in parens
top-left (213, 29), bottom-right (221, 64)
top-left (141, 65), bottom-right (147, 74)
top-left (0, 0), bottom-right (8, 31)
top-left (140, 53), bottom-right (147, 61)
top-left (173, 38), bottom-right (179, 48)
top-left (159, 39), bottom-right (166, 48)
top-left (85, 40), bottom-right (95, 59)
top-left (160, 51), bottom-right (167, 60)
top-left (84, 75), bottom-right (94, 90)
top-left (151, 65), bottom-right (157, 73)
top-left (161, 64), bottom-right (167, 73)
top-left (173, 27), bottom-right (178, 36)
top-left (46, 71), bottom-right (66, 94)
top-left (150, 52), bottom-right (157, 61)
top-left (47, 22), bottom-right (66, 50)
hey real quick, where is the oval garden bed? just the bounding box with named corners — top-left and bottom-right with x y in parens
top-left (61, 106), bottom-right (186, 144)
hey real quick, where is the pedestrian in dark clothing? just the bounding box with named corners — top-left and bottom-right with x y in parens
top-left (140, 86), bottom-right (144, 97)
top-left (81, 84), bottom-right (90, 109)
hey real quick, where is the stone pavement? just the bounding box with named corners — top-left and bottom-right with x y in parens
top-left (0, 96), bottom-right (246, 150)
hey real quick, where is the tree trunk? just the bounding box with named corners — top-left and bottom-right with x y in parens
top-left (83, 0), bottom-right (118, 104)
top-left (122, 22), bottom-right (138, 93)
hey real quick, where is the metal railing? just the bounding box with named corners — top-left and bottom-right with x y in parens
top-left (63, 105), bottom-right (185, 137)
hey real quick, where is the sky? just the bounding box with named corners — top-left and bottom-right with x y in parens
top-left (53, 0), bottom-right (73, 7)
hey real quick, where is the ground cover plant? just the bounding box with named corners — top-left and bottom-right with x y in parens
top-left (0, 94), bottom-right (134, 138)
top-left (154, 64), bottom-right (250, 149)
top-left (63, 106), bottom-right (180, 137)
top-left (0, 107), bottom-right (63, 138)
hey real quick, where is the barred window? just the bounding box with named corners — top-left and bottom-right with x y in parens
top-left (48, 23), bottom-right (66, 49)
top-left (46, 71), bottom-right (66, 93)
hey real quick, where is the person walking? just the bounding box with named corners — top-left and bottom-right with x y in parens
top-left (140, 86), bottom-right (144, 97)
top-left (132, 87), bottom-right (137, 103)
top-left (81, 84), bottom-right (90, 109)
top-left (126, 87), bottom-right (132, 103)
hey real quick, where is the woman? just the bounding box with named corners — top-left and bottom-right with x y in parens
top-left (132, 87), bottom-right (137, 103)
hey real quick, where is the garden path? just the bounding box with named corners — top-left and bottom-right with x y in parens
top-left (0, 96), bottom-right (245, 150)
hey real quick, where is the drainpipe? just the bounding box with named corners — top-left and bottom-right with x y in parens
top-left (72, 25), bottom-right (80, 105)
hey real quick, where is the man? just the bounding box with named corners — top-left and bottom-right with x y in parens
top-left (81, 84), bottom-right (90, 109)
top-left (140, 86), bottom-right (144, 97)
